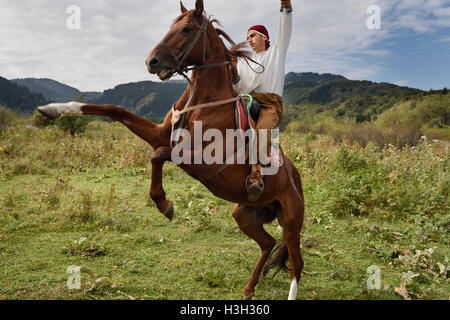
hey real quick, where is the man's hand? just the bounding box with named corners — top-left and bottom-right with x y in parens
top-left (280, 0), bottom-right (292, 12)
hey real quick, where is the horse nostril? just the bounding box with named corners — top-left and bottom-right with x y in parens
top-left (150, 57), bottom-right (159, 67)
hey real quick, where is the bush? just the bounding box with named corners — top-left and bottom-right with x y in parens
top-left (55, 116), bottom-right (91, 135)
top-left (336, 147), bottom-right (367, 172)
top-left (32, 109), bottom-right (55, 128)
top-left (0, 105), bottom-right (18, 132)
top-left (325, 172), bottom-right (374, 216)
top-left (422, 127), bottom-right (450, 141)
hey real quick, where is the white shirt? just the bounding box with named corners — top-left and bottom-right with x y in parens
top-left (235, 9), bottom-right (293, 97)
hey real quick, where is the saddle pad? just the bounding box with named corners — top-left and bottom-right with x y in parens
top-left (236, 99), bottom-right (249, 132)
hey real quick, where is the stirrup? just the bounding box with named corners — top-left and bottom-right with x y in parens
top-left (246, 173), bottom-right (264, 202)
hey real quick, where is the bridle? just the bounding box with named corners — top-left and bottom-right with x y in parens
top-left (160, 16), bottom-right (231, 79)
top-left (159, 14), bottom-right (266, 148)
top-left (160, 15), bottom-right (233, 147)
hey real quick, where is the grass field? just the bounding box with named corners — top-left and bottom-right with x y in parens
top-left (0, 120), bottom-right (448, 300)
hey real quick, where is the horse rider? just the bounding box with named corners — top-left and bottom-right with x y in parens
top-left (231, 0), bottom-right (293, 202)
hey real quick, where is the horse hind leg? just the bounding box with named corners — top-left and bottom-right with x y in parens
top-left (279, 184), bottom-right (304, 300)
top-left (232, 204), bottom-right (276, 299)
top-left (38, 102), bottom-right (84, 118)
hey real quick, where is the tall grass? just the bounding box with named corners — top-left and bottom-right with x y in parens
top-left (0, 117), bottom-right (448, 300)
top-left (282, 133), bottom-right (449, 220)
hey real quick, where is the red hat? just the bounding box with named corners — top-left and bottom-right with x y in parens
top-left (247, 25), bottom-right (269, 40)
top-left (247, 25), bottom-right (270, 49)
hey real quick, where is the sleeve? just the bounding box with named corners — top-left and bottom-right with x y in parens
top-left (274, 9), bottom-right (293, 56)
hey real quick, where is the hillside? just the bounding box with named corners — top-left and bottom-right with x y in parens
top-left (88, 80), bottom-right (186, 120)
top-left (282, 91), bottom-right (450, 147)
top-left (9, 78), bottom-right (185, 120)
top-left (0, 76), bottom-right (49, 114)
top-left (2, 72), bottom-right (433, 122)
top-left (282, 72), bottom-right (421, 105)
top-left (11, 78), bottom-right (102, 103)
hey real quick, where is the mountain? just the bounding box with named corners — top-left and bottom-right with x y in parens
top-left (284, 72), bottom-right (347, 86)
top-left (6, 77), bottom-right (186, 119)
top-left (282, 72), bottom-right (421, 105)
top-left (4, 72), bottom-right (426, 120)
top-left (11, 78), bottom-right (102, 103)
top-left (0, 76), bottom-right (49, 114)
top-left (88, 80), bottom-right (186, 120)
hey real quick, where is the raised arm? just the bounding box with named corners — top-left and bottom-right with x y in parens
top-left (275, 0), bottom-right (293, 54)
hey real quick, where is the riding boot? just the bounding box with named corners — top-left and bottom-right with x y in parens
top-left (246, 164), bottom-right (264, 202)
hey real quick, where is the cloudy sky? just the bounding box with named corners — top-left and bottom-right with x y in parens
top-left (0, 0), bottom-right (449, 92)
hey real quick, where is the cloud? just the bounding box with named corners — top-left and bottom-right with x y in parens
top-left (436, 35), bottom-right (450, 42)
top-left (382, 0), bottom-right (450, 32)
top-left (0, 0), bottom-right (448, 91)
top-left (393, 80), bottom-right (409, 86)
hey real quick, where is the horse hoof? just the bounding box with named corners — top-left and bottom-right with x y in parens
top-left (243, 292), bottom-right (255, 300)
top-left (163, 202), bottom-right (174, 221)
top-left (37, 105), bottom-right (60, 119)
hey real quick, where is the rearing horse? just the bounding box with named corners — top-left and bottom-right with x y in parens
top-left (37, 0), bottom-right (304, 300)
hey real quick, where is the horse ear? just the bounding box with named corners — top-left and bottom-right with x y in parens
top-left (195, 0), bottom-right (204, 16)
top-left (180, 1), bottom-right (187, 13)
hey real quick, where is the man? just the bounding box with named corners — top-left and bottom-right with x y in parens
top-left (232, 0), bottom-right (293, 202)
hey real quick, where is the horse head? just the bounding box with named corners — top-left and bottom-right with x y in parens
top-left (146, 0), bottom-right (208, 81)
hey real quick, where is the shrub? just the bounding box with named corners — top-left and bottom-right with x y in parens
top-left (423, 127), bottom-right (450, 141)
top-left (336, 147), bottom-right (367, 172)
top-left (32, 109), bottom-right (55, 128)
top-left (0, 105), bottom-right (18, 132)
top-left (325, 172), bottom-right (374, 216)
top-left (55, 116), bottom-right (91, 135)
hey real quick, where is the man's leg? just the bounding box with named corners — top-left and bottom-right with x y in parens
top-left (247, 93), bottom-right (283, 202)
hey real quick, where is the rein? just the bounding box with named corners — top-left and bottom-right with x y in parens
top-left (162, 16), bottom-right (234, 147)
top-left (163, 15), bottom-right (263, 147)
top-left (161, 17), bottom-right (232, 77)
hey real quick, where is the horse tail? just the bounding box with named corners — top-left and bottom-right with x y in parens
top-left (263, 235), bottom-right (289, 277)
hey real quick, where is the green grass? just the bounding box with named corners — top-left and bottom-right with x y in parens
top-left (0, 121), bottom-right (448, 300)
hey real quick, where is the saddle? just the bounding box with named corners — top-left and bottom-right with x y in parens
top-left (235, 94), bottom-right (261, 131)
top-left (235, 94), bottom-right (284, 168)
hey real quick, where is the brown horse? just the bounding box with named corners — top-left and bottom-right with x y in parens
top-left (37, 0), bottom-right (304, 300)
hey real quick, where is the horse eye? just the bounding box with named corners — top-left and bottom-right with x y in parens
top-left (182, 27), bottom-right (191, 34)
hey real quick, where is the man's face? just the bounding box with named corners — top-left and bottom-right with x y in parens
top-left (247, 31), bottom-right (266, 53)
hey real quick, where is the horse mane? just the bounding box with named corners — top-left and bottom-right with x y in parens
top-left (171, 11), bottom-right (252, 62)
top-left (208, 16), bottom-right (252, 62)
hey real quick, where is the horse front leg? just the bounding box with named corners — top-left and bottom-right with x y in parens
top-left (150, 147), bottom-right (174, 220)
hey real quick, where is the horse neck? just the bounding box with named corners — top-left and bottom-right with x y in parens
top-left (173, 26), bottom-right (236, 131)
top-left (190, 29), bottom-right (234, 102)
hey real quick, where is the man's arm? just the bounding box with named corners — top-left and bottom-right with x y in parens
top-left (275, 0), bottom-right (293, 54)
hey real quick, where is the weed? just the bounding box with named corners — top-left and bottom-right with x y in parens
top-left (63, 237), bottom-right (106, 258)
